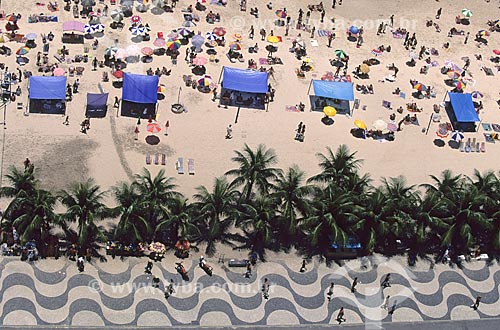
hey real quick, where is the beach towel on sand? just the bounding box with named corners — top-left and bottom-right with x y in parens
top-left (317, 30), bottom-right (332, 37)
top-left (259, 58), bottom-right (268, 65)
top-left (482, 123), bottom-right (492, 131)
top-left (310, 39), bottom-right (319, 47)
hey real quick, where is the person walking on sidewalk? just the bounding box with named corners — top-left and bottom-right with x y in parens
top-left (351, 277), bottom-right (358, 293)
top-left (336, 307), bottom-right (346, 324)
top-left (381, 295), bottom-right (391, 310)
top-left (226, 124), bottom-right (233, 139)
top-left (381, 273), bottom-right (391, 288)
top-left (471, 296), bottom-right (481, 310)
top-left (262, 278), bottom-right (270, 300)
top-left (299, 259), bottom-right (307, 272)
top-left (326, 282), bottom-right (334, 301)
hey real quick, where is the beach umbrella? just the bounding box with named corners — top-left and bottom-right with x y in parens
top-left (149, 242), bottom-right (166, 253)
top-left (451, 130), bottom-right (465, 142)
top-left (131, 15), bottom-right (142, 24)
top-left (360, 63), bottom-right (370, 74)
top-left (16, 47), bottom-right (29, 55)
top-left (323, 106), bottom-right (337, 117)
top-left (153, 38), bottom-right (166, 47)
top-left (166, 39), bottom-right (182, 50)
top-left (447, 70), bottom-right (460, 79)
top-left (152, 0), bottom-right (164, 7)
top-left (354, 119), bottom-right (367, 130)
top-left (90, 11), bottom-right (102, 17)
top-left (387, 122), bottom-right (398, 132)
top-left (84, 24), bottom-right (95, 34)
top-left (349, 26), bottom-right (359, 34)
top-left (198, 75), bottom-right (213, 86)
top-left (126, 44), bottom-right (142, 56)
top-left (5, 14), bottom-right (17, 22)
top-left (112, 70), bottom-right (124, 78)
top-left (130, 25), bottom-right (146, 36)
top-left (461, 8), bottom-right (472, 18)
top-left (493, 49), bottom-right (500, 56)
top-left (81, 0), bottom-right (95, 6)
top-left (413, 83), bottom-right (427, 92)
top-left (408, 51), bottom-right (417, 60)
top-left (104, 46), bottom-right (118, 56)
top-left (158, 84), bottom-right (166, 93)
top-left (25, 33), bottom-right (37, 40)
top-left (213, 27), bottom-right (226, 36)
top-left (178, 28), bottom-right (192, 37)
top-left (143, 23), bottom-right (151, 33)
top-left (141, 46), bottom-right (153, 56)
top-left (436, 126), bottom-right (449, 138)
top-left (371, 48), bottom-right (382, 56)
top-left (110, 9), bottom-right (124, 21)
top-left (147, 122), bottom-right (162, 134)
top-left (276, 9), bottom-right (287, 18)
top-left (183, 21), bottom-right (197, 27)
top-left (192, 34), bottom-right (204, 44)
top-left (372, 119), bottom-right (387, 131)
top-left (53, 68), bottom-right (65, 76)
top-left (93, 23), bottom-right (105, 32)
top-left (115, 48), bottom-right (127, 59)
top-left (477, 30), bottom-right (490, 37)
top-left (233, 33), bottom-right (243, 41)
top-left (335, 49), bottom-right (347, 59)
top-left (454, 80), bottom-right (466, 89)
top-left (471, 91), bottom-right (484, 99)
top-left (266, 35), bottom-right (280, 43)
top-left (206, 32), bottom-right (217, 41)
top-left (228, 41), bottom-right (241, 50)
top-left (167, 31), bottom-right (179, 39)
top-left (192, 56), bottom-right (208, 66)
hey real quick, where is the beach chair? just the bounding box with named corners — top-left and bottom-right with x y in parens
top-left (480, 142), bottom-right (486, 152)
top-left (161, 154), bottom-right (166, 165)
top-left (17, 102), bottom-right (23, 110)
top-left (353, 99), bottom-right (360, 110)
top-left (382, 100), bottom-right (391, 110)
top-left (188, 159), bottom-right (195, 175)
top-left (176, 158), bottom-right (184, 174)
top-left (459, 141), bottom-right (465, 152)
top-left (154, 153), bottom-right (159, 165)
top-left (146, 153), bottom-right (151, 165)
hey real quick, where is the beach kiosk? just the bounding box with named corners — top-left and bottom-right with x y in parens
top-left (121, 73), bottom-right (159, 119)
top-left (28, 76), bottom-right (67, 114)
top-left (85, 93), bottom-right (109, 118)
top-left (307, 80), bottom-right (355, 115)
top-left (219, 67), bottom-right (268, 110)
top-left (445, 92), bottom-right (480, 132)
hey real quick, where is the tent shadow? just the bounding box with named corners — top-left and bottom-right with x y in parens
top-left (434, 139), bottom-right (445, 147)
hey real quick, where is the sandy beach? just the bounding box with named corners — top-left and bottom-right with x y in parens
top-left (0, 0), bottom-right (499, 202)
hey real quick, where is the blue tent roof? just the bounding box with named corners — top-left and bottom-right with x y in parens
top-left (222, 67), bottom-right (268, 93)
top-left (29, 76), bottom-right (67, 100)
top-left (311, 80), bottom-right (354, 101)
top-left (448, 92), bottom-right (479, 122)
top-left (122, 73), bottom-right (159, 104)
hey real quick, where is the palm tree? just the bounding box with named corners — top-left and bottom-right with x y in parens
top-left (271, 166), bottom-right (313, 239)
top-left (9, 188), bottom-right (58, 244)
top-left (192, 177), bottom-right (239, 256)
top-left (421, 169), bottom-right (464, 206)
top-left (308, 145), bottom-right (364, 189)
top-left (233, 196), bottom-right (278, 261)
top-left (467, 170), bottom-right (500, 215)
top-left (156, 197), bottom-right (199, 245)
top-left (60, 179), bottom-right (112, 255)
top-left (440, 186), bottom-right (491, 255)
top-left (0, 165), bottom-right (38, 198)
top-left (225, 144), bottom-right (280, 201)
top-left (134, 168), bottom-right (182, 227)
top-left (112, 182), bottom-right (151, 245)
top-left (301, 185), bottom-right (356, 258)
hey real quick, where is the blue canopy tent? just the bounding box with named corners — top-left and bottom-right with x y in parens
top-left (85, 93), bottom-right (109, 118)
top-left (219, 67), bottom-right (268, 111)
top-left (28, 76), bottom-right (67, 114)
top-left (445, 92), bottom-right (480, 132)
top-left (121, 73), bottom-right (159, 119)
top-left (308, 80), bottom-right (355, 115)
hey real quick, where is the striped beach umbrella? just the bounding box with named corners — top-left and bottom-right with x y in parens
top-left (131, 25), bottom-right (146, 36)
top-left (461, 8), bottom-right (472, 18)
top-left (413, 83), bottom-right (427, 92)
top-left (16, 46), bottom-right (30, 55)
top-left (104, 46), bottom-right (118, 56)
top-left (477, 30), bottom-right (489, 37)
top-left (84, 24), bottom-right (95, 34)
top-left (447, 70), bottom-right (460, 79)
top-left (206, 32), bottom-right (217, 41)
top-left (166, 39), bottom-right (182, 50)
top-left (198, 75), bottom-right (213, 87)
top-left (177, 28), bottom-right (192, 37)
top-left (93, 23), bottom-right (105, 32)
top-left (228, 41), bottom-right (241, 50)
top-left (335, 49), bottom-right (347, 59)
top-left (275, 9), bottom-right (287, 18)
top-left (454, 80), bottom-right (466, 90)
top-left (451, 130), bottom-right (465, 142)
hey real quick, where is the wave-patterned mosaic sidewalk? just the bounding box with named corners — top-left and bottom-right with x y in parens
top-left (0, 256), bottom-right (498, 327)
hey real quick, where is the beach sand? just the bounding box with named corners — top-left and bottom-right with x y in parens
top-left (0, 0), bottom-right (499, 204)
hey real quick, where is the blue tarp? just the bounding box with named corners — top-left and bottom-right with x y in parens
top-left (122, 73), bottom-right (158, 104)
top-left (29, 76), bottom-right (67, 100)
top-left (311, 80), bottom-right (355, 101)
top-left (222, 67), bottom-right (268, 94)
top-left (448, 92), bottom-right (480, 122)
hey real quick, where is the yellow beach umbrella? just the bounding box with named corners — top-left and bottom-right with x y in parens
top-left (360, 63), bottom-right (370, 74)
top-left (323, 106), bottom-right (337, 117)
top-left (266, 35), bottom-right (280, 43)
top-left (354, 119), bottom-right (367, 130)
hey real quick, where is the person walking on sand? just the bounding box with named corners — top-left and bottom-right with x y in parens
top-left (436, 8), bottom-right (442, 19)
top-left (114, 96), bottom-right (120, 108)
top-left (381, 295), bottom-right (390, 309)
top-left (332, 0), bottom-right (336, 8)
top-left (212, 87), bottom-right (218, 101)
top-left (226, 124), bottom-right (233, 139)
top-left (326, 282), bottom-right (334, 301)
top-left (471, 296), bottom-right (481, 310)
top-left (351, 277), bottom-right (358, 293)
top-left (336, 307), bottom-right (346, 324)
top-left (134, 126), bottom-right (139, 140)
top-left (249, 25), bottom-right (254, 39)
top-left (327, 32), bottom-right (335, 47)
top-left (389, 14), bottom-right (394, 27)
top-left (164, 120), bottom-right (169, 135)
top-left (464, 32), bottom-right (470, 44)
top-left (310, 26), bottom-right (316, 38)
top-left (24, 158), bottom-right (31, 170)
top-left (260, 28), bottom-right (266, 41)
top-left (63, 116), bottom-right (69, 126)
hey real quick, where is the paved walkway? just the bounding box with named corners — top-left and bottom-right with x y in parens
top-left (0, 255), bottom-right (498, 327)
